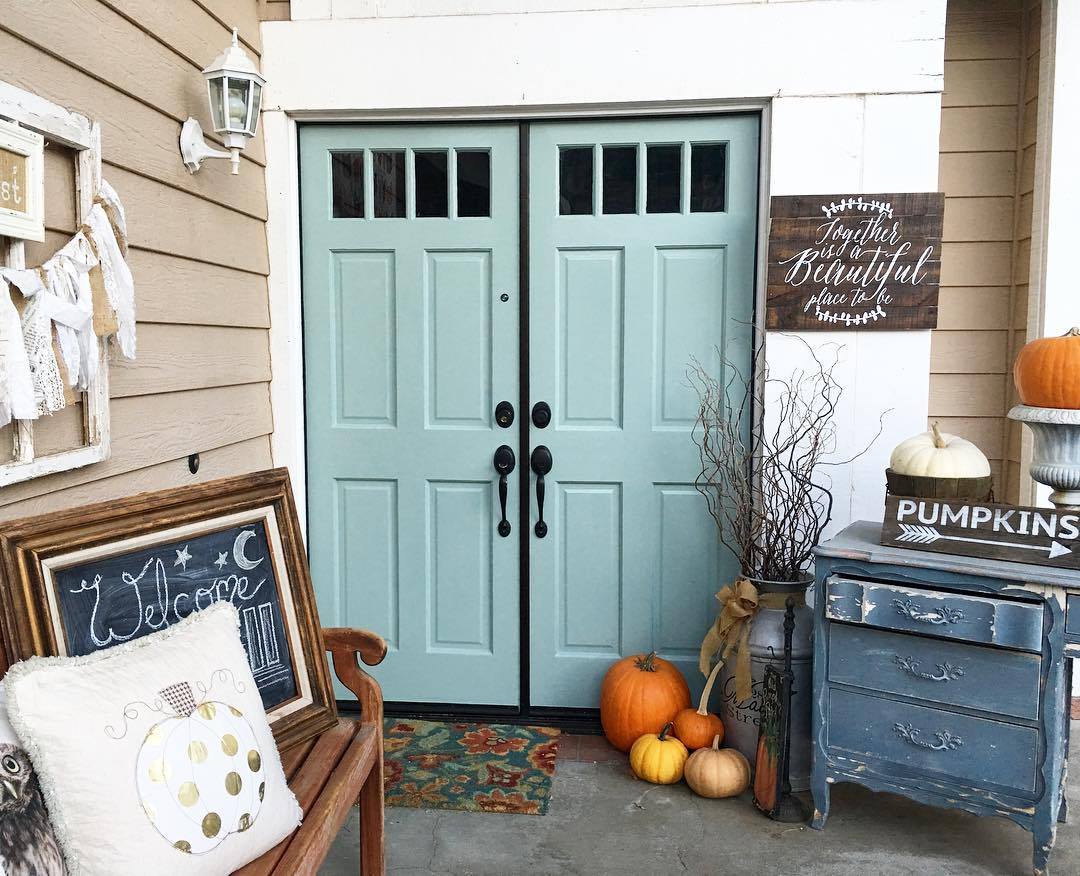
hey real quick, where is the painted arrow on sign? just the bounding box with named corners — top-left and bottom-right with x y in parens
top-left (895, 523), bottom-right (1073, 559)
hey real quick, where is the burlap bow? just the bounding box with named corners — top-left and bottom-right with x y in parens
top-left (698, 578), bottom-right (802, 703)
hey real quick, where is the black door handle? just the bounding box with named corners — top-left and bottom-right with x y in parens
top-left (493, 445), bottom-right (516, 537)
top-left (530, 445), bottom-right (553, 538)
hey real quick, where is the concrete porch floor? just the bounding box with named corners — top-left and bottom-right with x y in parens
top-left (320, 725), bottom-right (1080, 875)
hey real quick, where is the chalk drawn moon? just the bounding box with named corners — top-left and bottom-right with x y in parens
top-left (233, 530), bottom-right (264, 571)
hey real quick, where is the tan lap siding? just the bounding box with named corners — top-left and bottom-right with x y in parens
top-left (0, 0), bottom-right (272, 520)
top-left (935, 0), bottom-right (1037, 502)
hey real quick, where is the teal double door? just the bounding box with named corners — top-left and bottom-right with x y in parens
top-left (300, 116), bottom-right (758, 711)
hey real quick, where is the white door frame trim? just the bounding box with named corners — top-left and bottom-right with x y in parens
top-left (264, 99), bottom-right (773, 536)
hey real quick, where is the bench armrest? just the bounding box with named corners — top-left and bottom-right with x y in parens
top-left (323, 628), bottom-right (387, 726)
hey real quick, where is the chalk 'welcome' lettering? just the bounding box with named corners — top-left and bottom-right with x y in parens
top-left (71, 556), bottom-right (266, 648)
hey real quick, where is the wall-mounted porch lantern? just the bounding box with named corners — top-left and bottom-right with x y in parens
top-left (180, 28), bottom-right (265, 175)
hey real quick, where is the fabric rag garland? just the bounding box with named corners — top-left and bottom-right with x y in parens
top-left (0, 180), bottom-right (135, 429)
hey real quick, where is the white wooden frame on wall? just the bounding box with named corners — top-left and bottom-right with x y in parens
top-left (0, 81), bottom-right (110, 487)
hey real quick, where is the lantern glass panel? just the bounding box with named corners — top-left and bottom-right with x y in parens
top-left (208, 77), bottom-right (225, 131)
top-left (248, 82), bottom-right (262, 136)
top-left (226, 77), bottom-right (250, 131)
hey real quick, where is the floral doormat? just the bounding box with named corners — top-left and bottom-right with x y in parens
top-left (382, 718), bottom-right (560, 815)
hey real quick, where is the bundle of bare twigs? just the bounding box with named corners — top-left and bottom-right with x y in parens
top-left (689, 336), bottom-right (886, 583)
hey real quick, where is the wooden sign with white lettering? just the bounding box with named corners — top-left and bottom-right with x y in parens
top-left (0, 119), bottom-right (44, 242)
top-left (880, 494), bottom-right (1080, 570)
top-left (0, 148), bottom-right (28, 215)
top-left (767, 192), bottom-right (944, 330)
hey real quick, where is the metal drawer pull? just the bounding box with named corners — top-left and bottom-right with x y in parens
top-left (892, 597), bottom-right (965, 626)
top-left (894, 655), bottom-right (965, 682)
top-left (893, 721), bottom-right (964, 752)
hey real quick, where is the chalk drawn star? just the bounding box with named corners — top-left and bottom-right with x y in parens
top-left (214, 551), bottom-right (229, 570)
top-left (174, 545), bottom-right (192, 571)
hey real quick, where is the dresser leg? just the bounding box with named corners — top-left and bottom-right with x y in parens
top-left (810, 781), bottom-right (830, 830)
top-left (1033, 820), bottom-right (1056, 876)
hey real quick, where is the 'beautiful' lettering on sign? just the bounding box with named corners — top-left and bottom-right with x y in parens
top-left (880, 494), bottom-right (1080, 570)
top-left (767, 192), bottom-right (944, 331)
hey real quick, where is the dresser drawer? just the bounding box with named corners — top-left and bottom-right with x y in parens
top-left (825, 576), bottom-right (1043, 653)
top-left (827, 688), bottom-right (1039, 795)
top-left (828, 624), bottom-right (1042, 720)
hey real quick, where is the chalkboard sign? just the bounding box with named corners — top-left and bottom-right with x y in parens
top-left (0, 469), bottom-right (338, 750)
top-left (52, 519), bottom-right (297, 711)
top-left (766, 192), bottom-right (944, 330)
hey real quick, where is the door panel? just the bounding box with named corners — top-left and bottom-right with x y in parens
top-left (528, 116), bottom-right (759, 708)
top-left (301, 124), bottom-right (520, 705)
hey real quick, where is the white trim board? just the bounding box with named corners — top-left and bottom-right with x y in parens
top-left (262, 1), bottom-right (945, 112)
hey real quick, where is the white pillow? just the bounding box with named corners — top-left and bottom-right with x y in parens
top-left (0, 684), bottom-right (64, 876)
top-left (4, 601), bottom-right (301, 875)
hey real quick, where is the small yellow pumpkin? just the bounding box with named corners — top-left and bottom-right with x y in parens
top-left (683, 735), bottom-right (750, 799)
top-left (629, 722), bottom-right (688, 785)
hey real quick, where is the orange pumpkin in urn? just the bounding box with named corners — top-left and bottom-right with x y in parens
top-left (1013, 327), bottom-right (1080, 409)
top-left (600, 652), bottom-right (691, 753)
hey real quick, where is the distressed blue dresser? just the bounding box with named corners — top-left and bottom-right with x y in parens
top-left (811, 522), bottom-right (1076, 876)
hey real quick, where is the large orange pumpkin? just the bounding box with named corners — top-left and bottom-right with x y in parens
top-left (1014, 327), bottom-right (1080, 409)
top-left (600, 652), bottom-right (691, 753)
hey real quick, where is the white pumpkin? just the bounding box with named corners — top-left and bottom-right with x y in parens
top-left (136, 682), bottom-right (264, 855)
top-left (890, 423), bottom-right (991, 479)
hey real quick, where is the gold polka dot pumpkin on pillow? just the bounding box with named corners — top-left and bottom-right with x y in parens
top-left (135, 681), bottom-right (265, 855)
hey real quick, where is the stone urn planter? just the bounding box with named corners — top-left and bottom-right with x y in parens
top-left (1008, 405), bottom-right (1080, 508)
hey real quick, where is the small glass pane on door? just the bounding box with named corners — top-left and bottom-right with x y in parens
top-left (602, 146), bottom-right (637, 215)
top-left (559, 147), bottom-right (593, 215)
top-left (456, 150), bottom-right (491, 218)
top-left (373, 150), bottom-right (406, 218)
top-left (646, 145), bottom-right (681, 214)
top-left (690, 143), bottom-right (726, 212)
top-left (331, 151), bottom-right (364, 218)
top-left (415, 151), bottom-right (449, 218)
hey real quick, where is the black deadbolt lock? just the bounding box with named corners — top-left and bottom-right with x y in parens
top-left (495, 400), bottom-right (515, 428)
top-left (531, 401), bottom-right (552, 429)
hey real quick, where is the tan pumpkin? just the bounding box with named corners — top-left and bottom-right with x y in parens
top-left (683, 735), bottom-right (751, 799)
top-left (600, 652), bottom-right (691, 753)
top-left (629, 722), bottom-right (688, 785)
top-left (1014, 327), bottom-right (1080, 409)
top-left (672, 659), bottom-right (725, 750)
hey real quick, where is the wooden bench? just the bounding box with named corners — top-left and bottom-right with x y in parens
top-left (236, 627), bottom-right (387, 876)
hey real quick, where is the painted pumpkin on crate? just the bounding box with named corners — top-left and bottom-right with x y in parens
top-left (672, 659), bottom-right (725, 750)
top-left (1014, 327), bottom-right (1080, 409)
top-left (135, 681), bottom-right (265, 855)
top-left (629, 723), bottom-right (688, 785)
top-left (683, 736), bottom-right (750, 799)
top-left (600, 652), bottom-right (691, 753)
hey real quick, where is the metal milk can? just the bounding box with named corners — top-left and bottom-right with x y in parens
top-left (718, 577), bottom-right (814, 792)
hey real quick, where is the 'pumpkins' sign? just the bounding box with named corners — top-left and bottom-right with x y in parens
top-left (767, 192), bottom-right (943, 330)
top-left (0, 118), bottom-right (44, 242)
top-left (881, 494), bottom-right (1080, 570)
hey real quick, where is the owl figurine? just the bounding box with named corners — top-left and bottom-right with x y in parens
top-left (0, 743), bottom-right (65, 876)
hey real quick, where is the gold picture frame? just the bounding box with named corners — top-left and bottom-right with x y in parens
top-left (0, 469), bottom-right (337, 750)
